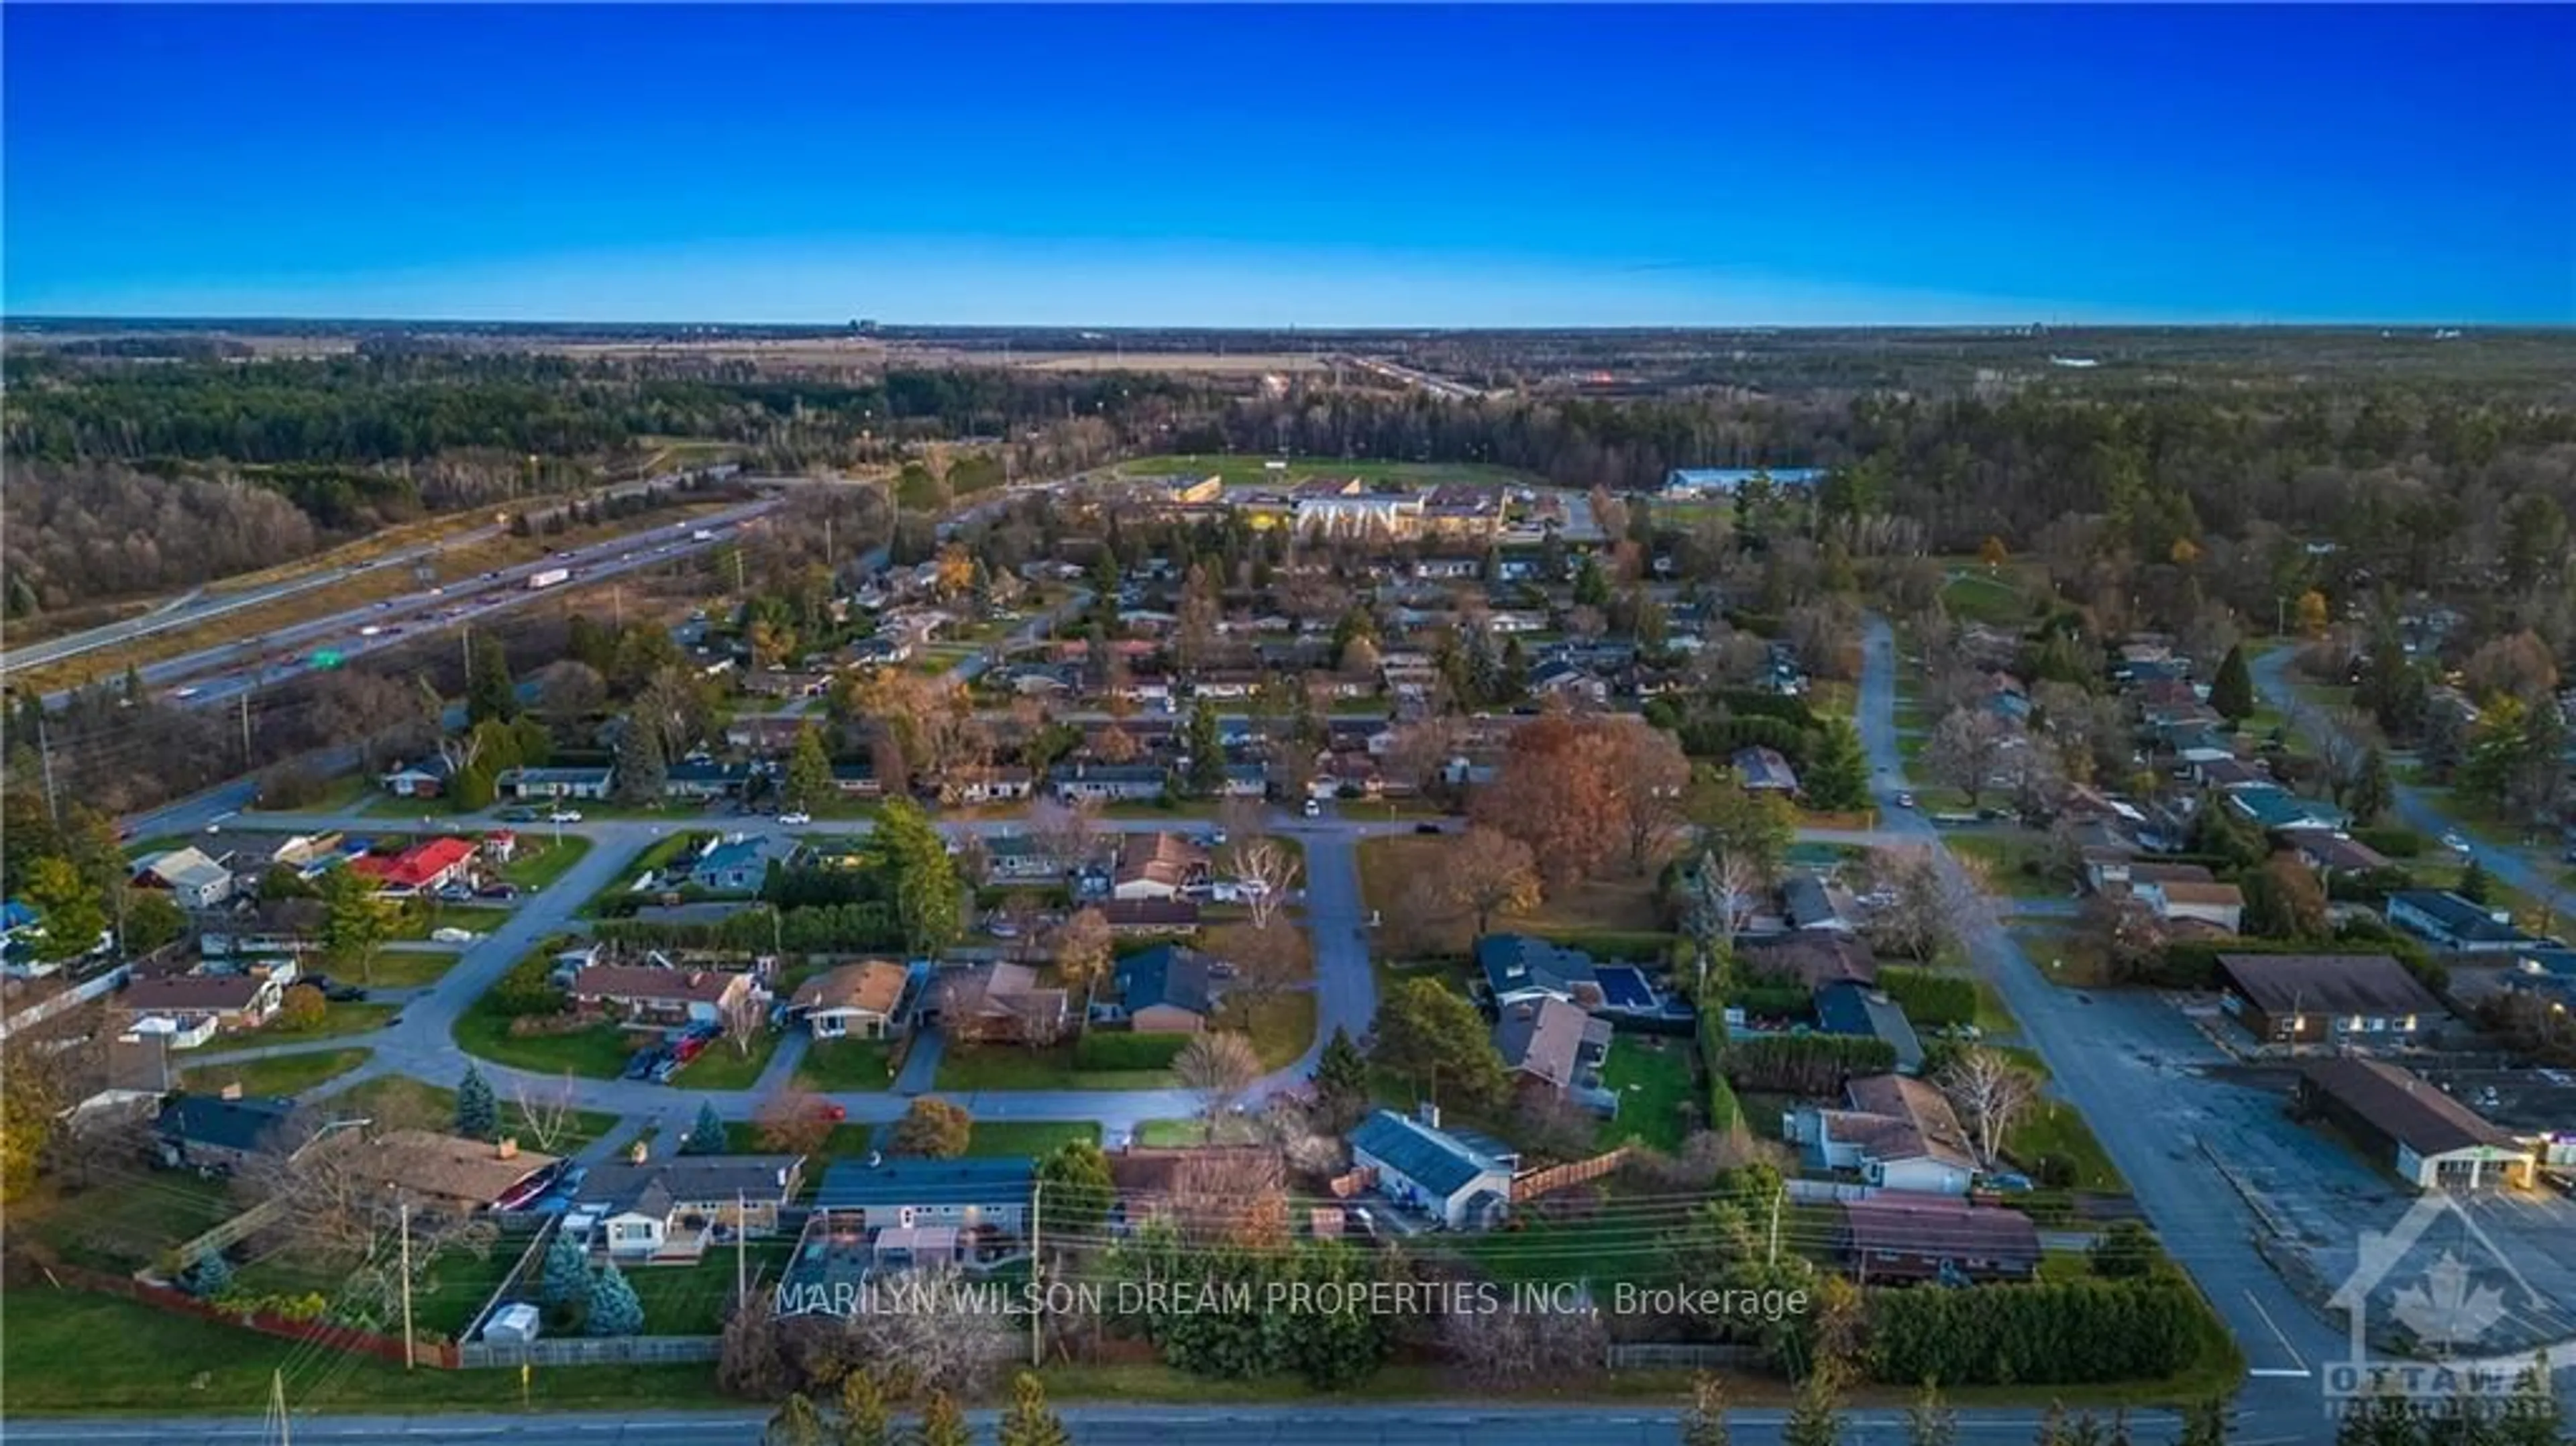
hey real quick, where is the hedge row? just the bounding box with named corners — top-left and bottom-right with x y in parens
top-left (1697, 1013), bottom-right (1740, 1133)
top-left (1864, 1278), bottom-right (2208, 1386)
top-left (1875, 967), bottom-right (1979, 1028)
top-left (1722, 1034), bottom-right (1898, 1095)
top-left (1075, 1032), bottom-right (1191, 1071)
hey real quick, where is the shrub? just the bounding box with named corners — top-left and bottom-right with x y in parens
top-left (1075, 1032), bottom-right (1191, 1071)
top-left (1875, 967), bottom-right (1978, 1028)
top-left (1723, 1034), bottom-right (1897, 1095)
top-left (1863, 1279), bottom-right (2207, 1386)
top-left (2353, 825), bottom-right (2427, 859)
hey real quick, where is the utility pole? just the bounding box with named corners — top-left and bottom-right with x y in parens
top-left (398, 1201), bottom-right (416, 1369)
top-left (735, 1189), bottom-right (749, 1313)
top-left (34, 710), bottom-right (59, 822)
top-left (1767, 1186), bottom-right (1782, 1268)
top-left (239, 692), bottom-right (254, 769)
top-left (267, 1368), bottom-right (291, 1446)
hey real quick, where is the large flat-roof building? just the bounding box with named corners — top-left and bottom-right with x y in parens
top-left (2214, 953), bottom-right (2447, 1047)
top-left (2298, 1058), bottom-right (2536, 1192)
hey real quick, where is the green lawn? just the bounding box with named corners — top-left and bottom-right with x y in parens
top-left (389, 903), bottom-right (515, 941)
top-left (584, 834), bottom-right (702, 916)
top-left (794, 1038), bottom-right (897, 1091)
top-left (935, 1044), bottom-right (1174, 1092)
top-left (623, 1242), bottom-right (794, 1335)
top-left (356, 950), bottom-right (466, 989)
top-left (496, 834), bottom-right (594, 891)
top-left (1133, 1116), bottom-right (1267, 1148)
top-left (256, 1001), bottom-right (399, 1042)
top-left (2007, 1099), bottom-right (2128, 1193)
top-left (1225, 990), bottom-right (1318, 1070)
top-left (181, 1048), bottom-right (371, 1098)
top-left (325, 1074), bottom-right (621, 1153)
top-left (1939, 568), bottom-right (2037, 627)
top-left (19, 1171), bottom-right (241, 1274)
top-left (1593, 1036), bottom-right (1695, 1152)
top-left (0, 1291), bottom-right (728, 1412)
top-left (250, 772), bottom-right (372, 814)
top-left (672, 1028), bottom-right (784, 1090)
top-left (1945, 833), bottom-right (2067, 899)
top-left (452, 995), bottom-right (640, 1080)
top-left (965, 1121), bottom-right (1099, 1158)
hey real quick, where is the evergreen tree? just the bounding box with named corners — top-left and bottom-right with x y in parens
top-left (1782, 1356), bottom-right (1846, 1446)
top-left (877, 798), bottom-right (961, 954)
top-left (783, 724), bottom-right (833, 812)
top-left (123, 661), bottom-right (146, 703)
top-left (2459, 856), bottom-right (2493, 905)
top-left (465, 634), bottom-right (519, 725)
top-left (2210, 644), bottom-right (2256, 724)
top-left (455, 1064), bottom-right (498, 1141)
top-left (1573, 553), bottom-right (1611, 607)
top-left (1185, 702), bottom-right (1226, 798)
top-left (765, 1393), bottom-right (825, 1446)
top-left (996, 1372), bottom-right (1072, 1446)
top-left (614, 716), bottom-right (668, 805)
top-left (685, 1100), bottom-right (728, 1155)
top-left (2176, 1398), bottom-right (2230, 1446)
top-left (1905, 1380), bottom-right (1957, 1446)
top-left (1034, 1139), bottom-right (1115, 1238)
top-left (2350, 747), bottom-right (2393, 827)
top-left (2492, 1359), bottom-right (2563, 1446)
top-left (1680, 1372), bottom-right (1732, 1446)
top-left (539, 1229), bottom-right (588, 1304)
top-left (1801, 716), bottom-right (1872, 812)
top-left (1310, 1026), bottom-right (1371, 1133)
top-left (584, 1260), bottom-right (645, 1337)
top-left (912, 1390), bottom-right (971, 1446)
top-left (835, 1370), bottom-right (892, 1446)
top-left (178, 1247), bottom-right (233, 1300)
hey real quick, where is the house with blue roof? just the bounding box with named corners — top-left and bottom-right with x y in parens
top-left (808, 1156), bottom-right (1035, 1265)
top-left (686, 834), bottom-right (791, 893)
top-left (2386, 890), bottom-right (2533, 954)
top-left (1815, 981), bottom-right (1926, 1074)
top-left (2224, 785), bottom-right (2347, 833)
top-left (1093, 944), bottom-right (1214, 1033)
top-left (1348, 1107), bottom-right (1517, 1230)
top-left (1475, 935), bottom-right (1603, 1008)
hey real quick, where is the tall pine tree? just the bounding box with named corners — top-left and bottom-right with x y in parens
top-left (2210, 644), bottom-right (2256, 724)
top-left (455, 1064), bottom-right (498, 1141)
top-left (685, 1101), bottom-right (727, 1155)
top-left (1310, 1027), bottom-right (1371, 1133)
top-left (465, 634), bottom-right (519, 725)
top-left (996, 1372), bottom-right (1072, 1446)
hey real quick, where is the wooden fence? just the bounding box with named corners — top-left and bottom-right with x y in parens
top-left (1510, 1146), bottom-right (1632, 1203)
top-left (457, 1335), bottom-right (720, 1369)
top-left (36, 1264), bottom-right (456, 1369)
top-left (1605, 1342), bottom-right (1760, 1371)
top-left (165, 1197), bottom-right (290, 1269)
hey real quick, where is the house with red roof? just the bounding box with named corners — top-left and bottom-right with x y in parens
top-left (350, 837), bottom-right (480, 893)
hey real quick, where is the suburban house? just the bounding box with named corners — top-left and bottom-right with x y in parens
top-left (154, 1093), bottom-right (309, 1173)
top-left (116, 972), bottom-right (285, 1045)
top-left (1099, 899), bottom-right (1202, 936)
top-left (1814, 981), bottom-right (1927, 1074)
top-left (1782, 874), bottom-right (1861, 933)
top-left (2282, 830), bottom-right (2393, 879)
top-left (2224, 785), bottom-right (2347, 834)
top-left (133, 846), bottom-right (236, 911)
top-left (829, 763), bottom-right (882, 798)
top-left (1492, 996), bottom-right (1613, 1101)
top-left (495, 765), bottom-right (615, 801)
top-left (1835, 1198), bottom-right (2042, 1285)
top-left (568, 963), bottom-right (753, 1027)
top-left (939, 962), bottom-right (1071, 1045)
top-left (1112, 833), bottom-right (1212, 902)
top-left (1093, 944), bottom-right (1215, 1033)
top-left (2386, 890), bottom-right (2534, 954)
top-left (1348, 1107), bottom-right (1518, 1230)
top-left (808, 1156), bottom-right (1035, 1266)
top-left (1786, 1074), bottom-right (1978, 1197)
top-left (378, 757), bottom-right (455, 799)
top-left (1743, 934), bottom-right (1878, 992)
top-left (333, 1130), bottom-right (562, 1214)
top-left (665, 760), bottom-right (755, 801)
top-left (1476, 934), bottom-right (1605, 1009)
top-left (2297, 1058), bottom-right (2536, 1192)
top-left (1527, 659), bottom-right (1609, 705)
top-left (1733, 746), bottom-right (1802, 795)
top-left (575, 1154), bottom-right (806, 1262)
top-left (2214, 953), bottom-right (2446, 1047)
top-left (686, 835), bottom-right (791, 893)
top-left (348, 836), bottom-right (480, 894)
top-left (1050, 763), bottom-right (1167, 804)
top-left (1108, 1147), bottom-right (1290, 1243)
top-left (725, 716), bottom-right (809, 755)
top-left (953, 767), bottom-right (1034, 805)
top-left (2135, 877), bottom-right (2244, 934)
top-left (788, 960), bottom-right (911, 1040)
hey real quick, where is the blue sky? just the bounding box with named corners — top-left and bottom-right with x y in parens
top-left (6, 5), bottom-right (2570, 325)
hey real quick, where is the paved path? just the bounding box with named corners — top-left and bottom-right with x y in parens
top-left (1856, 616), bottom-right (2343, 1401)
top-left (2249, 645), bottom-right (2571, 911)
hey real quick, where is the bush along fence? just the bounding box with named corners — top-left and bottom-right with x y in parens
top-left (37, 1262), bottom-right (460, 1370)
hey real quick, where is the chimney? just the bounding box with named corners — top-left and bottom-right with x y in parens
top-left (496, 1138), bottom-right (519, 1160)
top-left (220, 1082), bottom-right (244, 1102)
top-left (1417, 1101), bottom-right (1442, 1131)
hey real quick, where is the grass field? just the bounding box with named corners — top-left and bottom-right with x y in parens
top-left (181, 1048), bottom-right (372, 1099)
top-left (964, 1121), bottom-right (1099, 1158)
top-left (1593, 1036), bottom-right (1696, 1152)
top-left (623, 1242), bottom-right (794, 1335)
top-left (256, 1001), bottom-right (399, 1043)
top-left (496, 834), bottom-right (594, 891)
top-left (671, 1029), bottom-right (784, 1090)
top-left (934, 1044), bottom-right (1175, 1092)
top-left (452, 991), bottom-right (638, 1080)
top-left (18, 1170), bottom-right (241, 1274)
top-left (794, 1038), bottom-right (897, 1091)
top-left (2008, 1099), bottom-right (2129, 1194)
top-left (1946, 832), bottom-right (2067, 899)
top-left (389, 902), bottom-right (515, 940)
top-left (350, 948), bottom-right (466, 989)
top-left (1132, 1116), bottom-right (1267, 1148)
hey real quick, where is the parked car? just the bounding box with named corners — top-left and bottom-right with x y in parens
top-left (1895, 792), bottom-right (1917, 809)
top-left (429, 926), bottom-right (478, 944)
top-left (2443, 830), bottom-right (2472, 854)
top-left (1302, 799), bottom-right (1322, 818)
top-left (623, 1049), bottom-right (663, 1080)
top-left (548, 809), bottom-right (584, 824)
top-left (649, 1057), bottom-right (680, 1084)
top-left (777, 811), bottom-right (812, 826)
top-left (435, 885), bottom-right (474, 903)
top-left (497, 807), bottom-right (539, 823)
top-left (1413, 822), bottom-right (1444, 835)
top-left (672, 1036), bottom-right (708, 1064)
top-left (474, 883), bottom-right (519, 900)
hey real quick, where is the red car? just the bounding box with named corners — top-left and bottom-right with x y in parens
top-left (671, 1036), bottom-right (708, 1064)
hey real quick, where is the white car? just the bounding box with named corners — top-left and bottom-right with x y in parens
top-left (777, 812), bottom-right (812, 826)
top-left (548, 809), bottom-right (584, 824)
top-left (429, 927), bottom-right (479, 944)
top-left (2443, 832), bottom-right (2472, 854)
top-left (1302, 799), bottom-right (1322, 818)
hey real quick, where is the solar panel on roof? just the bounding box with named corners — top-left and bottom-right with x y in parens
top-left (1596, 966), bottom-right (1656, 1010)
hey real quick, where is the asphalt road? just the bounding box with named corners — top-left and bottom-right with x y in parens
top-left (0, 1403), bottom-right (2236, 1445)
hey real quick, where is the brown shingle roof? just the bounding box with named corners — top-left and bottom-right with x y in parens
top-left (2301, 1058), bottom-right (2522, 1158)
top-left (791, 960), bottom-right (907, 1017)
top-left (1840, 1074), bottom-right (1976, 1170)
top-left (2217, 954), bottom-right (2443, 1019)
top-left (339, 1130), bottom-right (561, 1210)
top-left (1743, 934), bottom-right (1878, 990)
top-left (121, 975), bottom-right (270, 1013)
top-left (1493, 997), bottom-right (1600, 1091)
top-left (571, 964), bottom-right (742, 1006)
top-left (1840, 1197), bottom-right (2040, 1267)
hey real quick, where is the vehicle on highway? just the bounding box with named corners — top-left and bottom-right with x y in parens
top-left (548, 808), bottom-right (584, 824)
top-left (360, 625), bottom-right (383, 636)
top-left (172, 685), bottom-right (201, 700)
top-left (777, 810), bottom-right (811, 826)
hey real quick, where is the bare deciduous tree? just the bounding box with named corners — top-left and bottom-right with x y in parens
top-left (1173, 1031), bottom-right (1264, 1142)
top-left (511, 1072), bottom-right (582, 1155)
top-left (1935, 1046), bottom-right (2037, 1170)
top-left (1921, 706), bottom-right (2017, 809)
top-left (1443, 826), bottom-right (1542, 936)
top-left (1028, 797), bottom-right (1100, 874)
top-left (1046, 907), bottom-right (1115, 1001)
top-left (1439, 1300), bottom-right (1610, 1390)
top-left (755, 1090), bottom-right (840, 1157)
top-left (1222, 837), bottom-right (1302, 932)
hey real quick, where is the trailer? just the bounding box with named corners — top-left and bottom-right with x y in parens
top-left (528, 567), bottom-right (572, 590)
